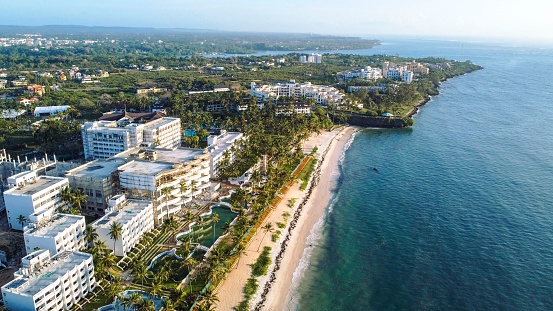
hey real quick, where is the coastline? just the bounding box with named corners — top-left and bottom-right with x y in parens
top-left (214, 126), bottom-right (357, 310)
top-left (253, 126), bottom-right (358, 310)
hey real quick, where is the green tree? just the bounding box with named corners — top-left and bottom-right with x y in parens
top-left (211, 212), bottom-right (220, 241)
top-left (257, 222), bottom-right (274, 252)
top-left (108, 221), bottom-right (122, 255)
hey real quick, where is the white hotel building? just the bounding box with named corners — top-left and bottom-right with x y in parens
top-left (113, 147), bottom-right (211, 225)
top-left (23, 213), bottom-right (86, 256)
top-left (337, 66), bottom-right (383, 82)
top-left (91, 195), bottom-right (154, 256)
top-left (81, 117), bottom-right (181, 160)
top-left (207, 131), bottom-right (244, 179)
top-left (251, 81), bottom-right (345, 106)
top-left (1, 250), bottom-right (96, 311)
top-left (3, 172), bottom-right (68, 230)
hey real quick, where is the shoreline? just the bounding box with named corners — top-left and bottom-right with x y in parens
top-left (253, 126), bottom-right (358, 311)
top-left (214, 127), bottom-right (358, 310)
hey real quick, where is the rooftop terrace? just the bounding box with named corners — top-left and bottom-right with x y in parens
top-left (92, 199), bottom-right (151, 229)
top-left (3, 251), bottom-right (92, 296)
top-left (25, 213), bottom-right (84, 238)
top-left (4, 176), bottom-right (67, 196)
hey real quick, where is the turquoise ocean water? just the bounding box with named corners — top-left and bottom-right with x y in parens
top-left (291, 39), bottom-right (553, 310)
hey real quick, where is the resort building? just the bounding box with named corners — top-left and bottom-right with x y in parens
top-left (1, 250), bottom-right (96, 311)
top-left (65, 159), bottom-right (127, 216)
top-left (81, 117), bottom-right (181, 160)
top-left (23, 213), bottom-right (86, 256)
top-left (337, 66), bottom-right (383, 82)
top-left (275, 101), bottom-right (312, 116)
top-left (90, 195), bottom-right (154, 256)
top-left (299, 53), bottom-right (322, 63)
top-left (251, 80), bottom-right (345, 106)
top-left (207, 130), bottom-right (244, 179)
top-left (113, 147), bottom-right (211, 225)
top-left (3, 173), bottom-right (68, 230)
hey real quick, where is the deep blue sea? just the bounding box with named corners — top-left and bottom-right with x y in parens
top-left (292, 38), bottom-right (553, 311)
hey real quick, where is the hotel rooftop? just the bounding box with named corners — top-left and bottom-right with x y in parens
top-left (3, 251), bottom-right (91, 296)
top-left (209, 132), bottom-right (244, 159)
top-left (92, 199), bottom-right (152, 229)
top-left (24, 214), bottom-right (84, 238)
top-left (66, 159), bottom-right (126, 179)
top-left (115, 147), bottom-right (208, 176)
top-left (4, 176), bottom-right (66, 196)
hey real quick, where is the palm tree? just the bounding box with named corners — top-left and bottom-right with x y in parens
top-left (179, 181), bottom-right (189, 205)
top-left (161, 299), bottom-right (177, 311)
top-left (190, 180), bottom-right (197, 197)
top-left (108, 221), bottom-right (122, 255)
top-left (84, 225), bottom-right (98, 248)
top-left (150, 275), bottom-right (163, 299)
top-left (211, 212), bottom-right (219, 241)
top-left (181, 257), bottom-right (198, 293)
top-left (161, 187), bottom-right (172, 220)
top-left (70, 189), bottom-right (87, 213)
top-left (132, 264), bottom-right (152, 289)
top-left (257, 222), bottom-right (274, 252)
top-left (179, 238), bottom-right (194, 258)
top-left (106, 276), bottom-right (124, 302)
top-left (59, 186), bottom-right (73, 212)
top-left (198, 288), bottom-right (219, 310)
top-left (17, 215), bottom-right (26, 230)
top-left (233, 242), bottom-right (247, 268)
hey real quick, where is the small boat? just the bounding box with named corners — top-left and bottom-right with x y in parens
top-left (373, 167), bottom-right (379, 172)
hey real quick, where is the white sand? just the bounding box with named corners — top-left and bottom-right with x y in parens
top-left (215, 127), bottom-right (357, 311)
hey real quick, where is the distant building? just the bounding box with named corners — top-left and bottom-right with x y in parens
top-left (1, 249), bottom-right (96, 311)
top-left (91, 195), bottom-right (154, 256)
top-left (337, 66), bottom-right (383, 82)
top-left (300, 53), bottom-right (322, 64)
top-left (275, 101), bottom-right (312, 116)
top-left (251, 80), bottom-right (345, 106)
top-left (33, 105), bottom-right (70, 117)
top-left (23, 213), bottom-right (86, 256)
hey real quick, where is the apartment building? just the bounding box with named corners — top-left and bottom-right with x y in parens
top-left (1, 250), bottom-right (95, 311)
top-left (81, 117), bottom-right (181, 160)
top-left (337, 66), bottom-right (383, 82)
top-left (113, 147), bottom-right (211, 225)
top-left (3, 172), bottom-right (68, 230)
top-left (207, 131), bottom-right (244, 179)
top-left (251, 80), bottom-right (345, 106)
top-left (23, 213), bottom-right (86, 256)
top-left (91, 195), bottom-right (154, 256)
top-left (275, 102), bottom-right (312, 116)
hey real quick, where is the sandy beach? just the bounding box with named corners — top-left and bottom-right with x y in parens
top-left (215, 126), bottom-right (357, 311)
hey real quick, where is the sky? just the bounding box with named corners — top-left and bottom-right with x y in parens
top-left (1, 0), bottom-right (553, 44)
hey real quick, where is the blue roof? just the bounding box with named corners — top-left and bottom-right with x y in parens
top-left (381, 112), bottom-right (394, 117)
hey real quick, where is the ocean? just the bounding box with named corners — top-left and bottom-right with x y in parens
top-left (292, 38), bottom-right (553, 310)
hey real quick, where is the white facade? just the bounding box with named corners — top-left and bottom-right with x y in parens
top-left (337, 66), bottom-right (383, 82)
top-left (24, 213), bottom-right (86, 256)
top-left (251, 81), bottom-right (345, 106)
top-left (91, 195), bottom-right (154, 256)
top-left (3, 175), bottom-right (69, 230)
top-left (114, 148), bottom-right (211, 224)
top-left (1, 250), bottom-right (96, 311)
top-left (300, 53), bottom-right (322, 63)
top-left (81, 117), bottom-right (181, 160)
top-left (208, 132), bottom-right (244, 179)
top-left (33, 105), bottom-right (70, 117)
